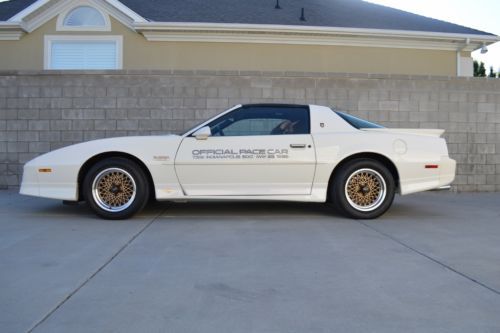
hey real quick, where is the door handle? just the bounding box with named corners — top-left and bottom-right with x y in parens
top-left (290, 144), bottom-right (307, 149)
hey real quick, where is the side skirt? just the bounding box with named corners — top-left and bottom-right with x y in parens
top-left (156, 194), bottom-right (325, 203)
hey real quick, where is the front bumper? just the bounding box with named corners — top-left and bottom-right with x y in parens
top-left (19, 160), bottom-right (78, 201)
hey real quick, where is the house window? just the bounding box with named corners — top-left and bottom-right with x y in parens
top-left (64, 6), bottom-right (106, 27)
top-left (57, 5), bottom-right (111, 31)
top-left (44, 36), bottom-right (123, 70)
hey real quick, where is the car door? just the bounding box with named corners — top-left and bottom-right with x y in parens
top-left (174, 105), bottom-right (316, 196)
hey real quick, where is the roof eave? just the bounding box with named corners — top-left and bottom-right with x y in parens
top-left (7, 0), bottom-right (147, 23)
top-left (7, 0), bottom-right (51, 22)
top-left (134, 22), bottom-right (500, 52)
top-left (3, 0), bottom-right (147, 34)
top-left (0, 22), bottom-right (26, 40)
top-left (134, 22), bottom-right (498, 39)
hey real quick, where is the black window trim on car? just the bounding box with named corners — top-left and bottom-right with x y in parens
top-left (334, 110), bottom-right (384, 129)
top-left (187, 104), bottom-right (311, 137)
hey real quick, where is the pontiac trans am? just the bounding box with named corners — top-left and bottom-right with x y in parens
top-left (20, 104), bottom-right (456, 219)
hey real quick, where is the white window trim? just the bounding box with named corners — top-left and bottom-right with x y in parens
top-left (44, 35), bottom-right (123, 70)
top-left (56, 1), bottom-right (111, 32)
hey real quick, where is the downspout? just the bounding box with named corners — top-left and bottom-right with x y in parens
top-left (456, 38), bottom-right (470, 76)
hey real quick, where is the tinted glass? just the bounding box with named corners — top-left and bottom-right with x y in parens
top-left (335, 111), bottom-right (384, 129)
top-left (208, 106), bottom-right (310, 136)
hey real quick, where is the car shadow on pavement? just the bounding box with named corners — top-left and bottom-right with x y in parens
top-left (15, 199), bottom-right (342, 219)
top-left (378, 200), bottom-right (447, 220)
top-left (16, 200), bottom-right (94, 217)
top-left (7, 194), bottom-right (446, 221)
top-left (154, 201), bottom-right (338, 218)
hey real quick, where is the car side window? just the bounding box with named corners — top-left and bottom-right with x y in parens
top-left (208, 106), bottom-right (310, 137)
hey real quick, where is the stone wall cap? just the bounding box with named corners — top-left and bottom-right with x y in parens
top-left (0, 70), bottom-right (497, 84)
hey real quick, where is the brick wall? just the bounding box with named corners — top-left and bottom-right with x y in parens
top-left (1, 70), bottom-right (499, 191)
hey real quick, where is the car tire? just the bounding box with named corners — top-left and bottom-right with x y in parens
top-left (83, 157), bottom-right (150, 220)
top-left (330, 159), bottom-right (395, 219)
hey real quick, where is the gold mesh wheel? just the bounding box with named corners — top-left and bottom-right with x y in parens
top-left (92, 168), bottom-right (137, 213)
top-left (344, 168), bottom-right (386, 212)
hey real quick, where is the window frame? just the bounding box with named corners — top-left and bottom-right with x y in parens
top-left (44, 35), bottom-right (123, 70)
top-left (334, 111), bottom-right (384, 129)
top-left (57, 4), bottom-right (111, 32)
top-left (190, 105), bottom-right (311, 137)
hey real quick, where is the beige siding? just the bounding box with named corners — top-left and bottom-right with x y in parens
top-left (0, 17), bottom-right (457, 75)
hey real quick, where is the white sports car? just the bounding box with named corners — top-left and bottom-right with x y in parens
top-left (20, 104), bottom-right (456, 219)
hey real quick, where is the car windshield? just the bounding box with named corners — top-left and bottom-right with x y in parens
top-left (335, 111), bottom-right (384, 129)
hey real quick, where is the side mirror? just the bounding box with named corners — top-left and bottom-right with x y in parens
top-left (193, 126), bottom-right (211, 140)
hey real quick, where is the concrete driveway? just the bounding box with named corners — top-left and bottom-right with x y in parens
top-left (1, 190), bottom-right (500, 333)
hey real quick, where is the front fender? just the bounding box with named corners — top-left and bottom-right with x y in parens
top-left (20, 135), bottom-right (183, 201)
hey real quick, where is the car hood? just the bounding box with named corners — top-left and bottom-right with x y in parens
top-left (26, 135), bottom-right (183, 166)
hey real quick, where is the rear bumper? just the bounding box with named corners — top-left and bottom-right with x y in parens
top-left (438, 156), bottom-right (456, 188)
top-left (399, 156), bottom-right (456, 195)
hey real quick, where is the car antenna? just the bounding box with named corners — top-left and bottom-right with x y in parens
top-left (300, 7), bottom-right (306, 21)
top-left (275, 0), bottom-right (281, 9)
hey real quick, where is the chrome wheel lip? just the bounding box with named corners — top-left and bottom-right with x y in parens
top-left (344, 168), bottom-right (387, 212)
top-left (92, 167), bottom-right (136, 213)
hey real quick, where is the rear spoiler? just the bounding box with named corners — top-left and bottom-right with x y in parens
top-left (361, 128), bottom-right (445, 138)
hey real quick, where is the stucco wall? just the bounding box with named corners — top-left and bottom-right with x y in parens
top-left (1, 70), bottom-right (499, 191)
top-left (0, 17), bottom-right (459, 76)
